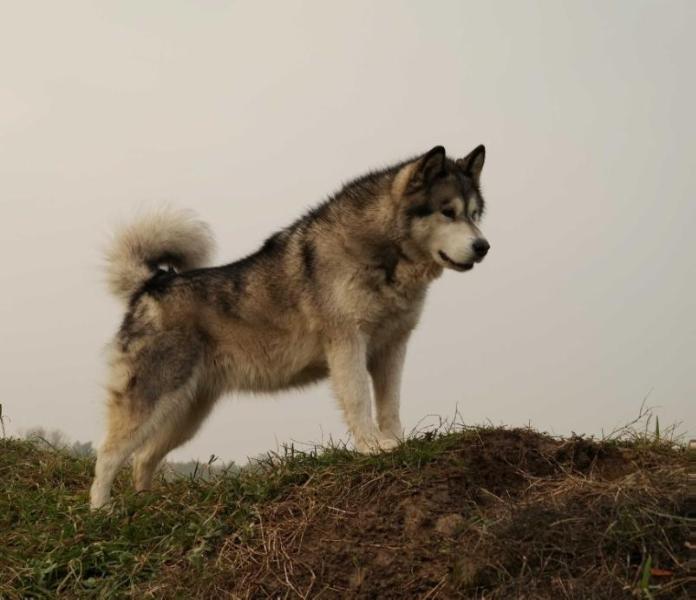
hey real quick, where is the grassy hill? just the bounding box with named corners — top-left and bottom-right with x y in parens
top-left (1, 425), bottom-right (690, 598)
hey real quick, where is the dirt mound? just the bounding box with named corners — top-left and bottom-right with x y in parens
top-left (160, 429), bottom-right (691, 598)
top-left (2, 427), bottom-right (690, 599)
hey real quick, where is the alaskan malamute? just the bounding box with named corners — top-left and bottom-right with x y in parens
top-left (90, 145), bottom-right (489, 509)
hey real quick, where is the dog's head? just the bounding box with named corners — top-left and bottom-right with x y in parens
top-left (397, 145), bottom-right (489, 272)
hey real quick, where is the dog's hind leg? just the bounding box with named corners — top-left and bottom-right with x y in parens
top-left (91, 328), bottom-right (210, 509)
top-left (90, 391), bottom-right (151, 510)
top-left (132, 382), bottom-right (219, 492)
top-left (90, 382), bottom-right (203, 509)
top-left (90, 359), bottom-right (205, 510)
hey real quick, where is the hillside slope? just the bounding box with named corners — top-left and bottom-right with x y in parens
top-left (1, 426), bottom-right (690, 598)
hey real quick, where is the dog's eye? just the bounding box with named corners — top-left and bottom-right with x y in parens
top-left (441, 208), bottom-right (456, 220)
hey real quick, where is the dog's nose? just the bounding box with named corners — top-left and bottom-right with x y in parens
top-left (472, 238), bottom-right (490, 257)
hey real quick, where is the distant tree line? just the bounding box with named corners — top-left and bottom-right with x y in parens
top-left (21, 426), bottom-right (238, 478)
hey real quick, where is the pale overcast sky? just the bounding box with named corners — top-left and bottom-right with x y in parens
top-left (1, 1), bottom-right (694, 463)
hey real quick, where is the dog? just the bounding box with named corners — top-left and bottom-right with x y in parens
top-left (90, 145), bottom-right (489, 509)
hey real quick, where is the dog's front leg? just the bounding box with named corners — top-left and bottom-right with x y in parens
top-left (326, 332), bottom-right (398, 454)
top-left (369, 336), bottom-right (408, 441)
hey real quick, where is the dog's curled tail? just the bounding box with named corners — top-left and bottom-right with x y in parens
top-left (105, 207), bottom-right (215, 303)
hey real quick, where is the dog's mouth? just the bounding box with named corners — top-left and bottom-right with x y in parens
top-left (438, 250), bottom-right (474, 272)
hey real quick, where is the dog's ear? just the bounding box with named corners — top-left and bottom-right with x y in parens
top-left (408, 146), bottom-right (446, 191)
top-left (456, 145), bottom-right (485, 183)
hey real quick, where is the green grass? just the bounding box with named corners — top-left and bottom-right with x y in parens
top-left (1, 424), bottom-right (690, 599)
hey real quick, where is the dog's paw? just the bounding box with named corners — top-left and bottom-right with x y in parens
top-left (89, 483), bottom-right (112, 511)
top-left (354, 432), bottom-right (400, 454)
top-left (89, 498), bottom-right (110, 512)
top-left (375, 436), bottom-right (399, 452)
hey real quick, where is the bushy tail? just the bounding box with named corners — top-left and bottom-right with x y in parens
top-left (105, 207), bottom-right (215, 304)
